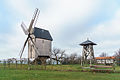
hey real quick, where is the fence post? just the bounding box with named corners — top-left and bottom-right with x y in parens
top-left (8, 61), bottom-right (10, 69)
top-left (28, 59), bottom-right (31, 70)
top-left (3, 60), bottom-right (6, 69)
top-left (15, 60), bottom-right (17, 69)
top-left (113, 59), bottom-right (115, 72)
top-left (20, 60), bottom-right (23, 69)
top-left (0, 61), bottom-right (1, 69)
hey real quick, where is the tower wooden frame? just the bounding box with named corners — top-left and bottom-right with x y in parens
top-left (80, 39), bottom-right (97, 66)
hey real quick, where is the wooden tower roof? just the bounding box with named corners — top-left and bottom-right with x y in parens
top-left (80, 39), bottom-right (97, 46)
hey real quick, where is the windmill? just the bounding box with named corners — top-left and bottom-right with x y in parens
top-left (20, 8), bottom-right (53, 65)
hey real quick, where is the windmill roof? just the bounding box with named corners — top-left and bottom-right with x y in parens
top-left (33, 27), bottom-right (53, 41)
top-left (80, 39), bottom-right (97, 46)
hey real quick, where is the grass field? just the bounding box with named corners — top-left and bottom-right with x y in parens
top-left (0, 69), bottom-right (120, 80)
top-left (0, 64), bottom-right (120, 80)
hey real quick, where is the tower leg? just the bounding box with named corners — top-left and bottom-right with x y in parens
top-left (81, 45), bottom-right (95, 66)
top-left (81, 57), bottom-right (83, 66)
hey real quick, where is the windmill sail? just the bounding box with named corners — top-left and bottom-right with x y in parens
top-left (20, 8), bottom-right (40, 59)
top-left (28, 8), bottom-right (40, 34)
top-left (20, 37), bottom-right (29, 58)
top-left (21, 22), bottom-right (29, 35)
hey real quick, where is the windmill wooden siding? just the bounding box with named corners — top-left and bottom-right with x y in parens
top-left (28, 39), bottom-right (35, 59)
top-left (28, 27), bottom-right (53, 59)
top-left (35, 38), bottom-right (52, 57)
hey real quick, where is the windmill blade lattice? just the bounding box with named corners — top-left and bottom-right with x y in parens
top-left (28, 8), bottom-right (40, 34)
top-left (21, 22), bottom-right (29, 35)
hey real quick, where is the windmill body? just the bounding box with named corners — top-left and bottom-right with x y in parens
top-left (28, 27), bottom-right (53, 60)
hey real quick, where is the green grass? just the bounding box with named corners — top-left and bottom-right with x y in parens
top-left (0, 64), bottom-right (120, 80)
top-left (0, 64), bottom-right (83, 71)
top-left (0, 64), bottom-right (120, 71)
top-left (0, 69), bottom-right (120, 80)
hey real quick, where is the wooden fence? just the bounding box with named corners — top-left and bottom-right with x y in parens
top-left (0, 59), bottom-right (83, 71)
top-left (0, 59), bottom-right (48, 70)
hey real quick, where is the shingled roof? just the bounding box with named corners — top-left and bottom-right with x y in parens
top-left (33, 27), bottom-right (53, 41)
top-left (80, 39), bottom-right (97, 46)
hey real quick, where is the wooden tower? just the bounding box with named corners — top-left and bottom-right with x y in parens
top-left (79, 39), bottom-right (97, 66)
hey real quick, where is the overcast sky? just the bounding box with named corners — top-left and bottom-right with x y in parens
top-left (0, 0), bottom-right (120, 59)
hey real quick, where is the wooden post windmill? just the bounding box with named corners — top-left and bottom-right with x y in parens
top-left (79, 39), bottom-right (97, 66)
top-left (20, 8), bottom-right (53, 65)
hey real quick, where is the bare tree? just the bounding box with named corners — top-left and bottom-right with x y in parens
top-left (11, 58), bottom-right (16, 63)
top-left (69, 53), bottom-right (77, 64)
top-left (99, 52), bottom-right (108, 65)
top-left (59, 50), bottom-right (66, 64)
top-left (62, 54), bottom-right (69, 64)
top-left (52, 48), bottom-right (66, 64)
top-left (76, 55), bottom-right (82, 64)
top-left (99, 52), bottom-right (108, 57)
top-left (23, 58), bottom-right (28, 64)
top-left (113, 49), bottom-right (120, 65)
top-left (114, 49), bottom-right (120, 57)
